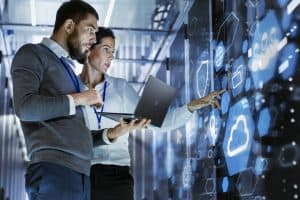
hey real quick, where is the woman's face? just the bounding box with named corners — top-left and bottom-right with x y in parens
top-left (88, 36), bottom-right (115, 74)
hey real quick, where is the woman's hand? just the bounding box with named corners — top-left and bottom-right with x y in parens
top-left (107, 118), bottom-right (151, 141)
top-left (187, 89), bottom-right (226, 112)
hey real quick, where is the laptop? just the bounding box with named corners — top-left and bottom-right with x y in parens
top-left (100, 75), bottom-right (176, 127)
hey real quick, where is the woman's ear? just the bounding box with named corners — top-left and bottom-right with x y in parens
top-left (64, 19), bottom-right (75, 35)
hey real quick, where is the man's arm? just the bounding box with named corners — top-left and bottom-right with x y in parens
top-left (92, 119), bottom-right (150, 146)
top-left (12, 44), bottom-right (101, 121)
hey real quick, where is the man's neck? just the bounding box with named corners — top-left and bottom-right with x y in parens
top-left (50, 33), bottom-right (68, 52)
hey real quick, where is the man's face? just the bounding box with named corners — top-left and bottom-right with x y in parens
top-left (67, 13), bottom-right (98, 64)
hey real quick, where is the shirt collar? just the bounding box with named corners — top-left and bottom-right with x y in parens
top-left (103, 74), bottom-right (113, 85)
top-left (41, 37), bottom-right (69, 58)
top-left (80, 74), bottom-right (113, 90)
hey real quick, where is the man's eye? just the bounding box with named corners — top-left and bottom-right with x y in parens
top-left (87, 27), bottom-right (95, 33)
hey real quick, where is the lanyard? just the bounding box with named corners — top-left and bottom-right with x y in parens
top-left (59, 58), bottom-right (81, 92)
top-left (93, 81), bottom-right (108, 129)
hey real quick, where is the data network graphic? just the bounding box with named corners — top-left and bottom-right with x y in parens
top-left (133, 0), bottom-right (300, 199)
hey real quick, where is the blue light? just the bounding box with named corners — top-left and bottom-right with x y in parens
top-left (198, 116), bottom-right (203, 128)
top-left (257, 108), bottom-right (271, 136)
top-left (221, 76), bottom-right (228, 89)
top-left (276, 0), bottom-right (289, 7)
top-left (196, 60), bottom-right (209, 98)
top-left (254, 92), bottom-right (264, 111)
top-left (278, 43), bottom-right (299, 80)
top-left (248, 10), bottom-right (282, 89)
top-left (225, 64), bottom-right (230, 71)
top-left (223, 98), bottom-right (255, 175)
top-left (214, 42), bottom-right (225, 71)
top-left (230, 56), bottom-right (246, 97)
top-left (249, 0), bottom-right (266, 19)
top-left (254, 157), bottom-right (268, 175)
top-left (222, 177), bottom-right (229, 192)
top-left (245, 78), bottom-right (251, 92)
top-left (221, 91), bottom-right (230, 114)
top-left (242, 40), bottom-right (248, 54)
top-left (209, 109), bottom-right (221, 145)
top-left (280, 10), bottom-right (292, 31)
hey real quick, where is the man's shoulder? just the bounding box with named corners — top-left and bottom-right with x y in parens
top-left (16, 43), bottom-right (49, 56)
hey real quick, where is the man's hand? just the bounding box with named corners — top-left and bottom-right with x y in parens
top-left (187, 89), bottom-right (226, 112)
top-left (70, 89), bottom-right (102, 106)
top-left (107, 118), bottom-right (151, 141)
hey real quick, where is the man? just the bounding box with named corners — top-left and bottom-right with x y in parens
top-left (12, 1), bottom-right (102, 199)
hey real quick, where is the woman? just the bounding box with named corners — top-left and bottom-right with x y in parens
top-left (80, 27), bottom-right (223, 200)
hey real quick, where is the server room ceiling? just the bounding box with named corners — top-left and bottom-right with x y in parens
top-left (0, 0), bottom-right (187, 87)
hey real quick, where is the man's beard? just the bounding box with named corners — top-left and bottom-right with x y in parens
top-left (67, 29), bottom-right (88, 64)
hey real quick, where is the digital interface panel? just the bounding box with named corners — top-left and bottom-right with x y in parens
top-left (132, 0), bottom-right (300, 199)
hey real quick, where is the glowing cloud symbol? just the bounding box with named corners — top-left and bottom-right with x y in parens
top-left (223, 98), bottom-right (254, 175)
top-left (227, 115), bottom-right (250, 157)
top-left (248, 10), bottom-right (283, 89)
top-left (249, 28), bottom-right (280, 72)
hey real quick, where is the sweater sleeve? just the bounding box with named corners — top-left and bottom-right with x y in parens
top-left (11, 44), bottom-right (71, 121)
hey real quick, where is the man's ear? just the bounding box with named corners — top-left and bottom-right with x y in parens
top-left (64, 19), bottom-right (75, 35)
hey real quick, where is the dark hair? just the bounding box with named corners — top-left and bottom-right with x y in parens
top-left (53, 0), bottom-right (99, 32)
top-left (92, 27), bottom-right (115, 48)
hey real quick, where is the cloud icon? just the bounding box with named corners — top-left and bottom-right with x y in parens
top-left (227, 115), bottom-right (250, 157)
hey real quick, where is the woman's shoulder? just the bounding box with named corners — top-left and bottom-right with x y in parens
top-left (106, 75), bottom-right (129, 86)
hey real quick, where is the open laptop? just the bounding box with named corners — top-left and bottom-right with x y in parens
top-left (100, 75), bottom-right (176, 127)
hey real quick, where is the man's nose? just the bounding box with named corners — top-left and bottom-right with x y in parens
top-left (109, 53), bottom-right (114, 60)
top-left (90, 34), bottom-right (96, 44)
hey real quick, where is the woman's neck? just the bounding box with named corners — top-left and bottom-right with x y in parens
top-left (81, 64), bottom-right (105, 88)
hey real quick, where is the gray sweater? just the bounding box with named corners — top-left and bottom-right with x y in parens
top-left (12, 43), bottom-right (95, 175)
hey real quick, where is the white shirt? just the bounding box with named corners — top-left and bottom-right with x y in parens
top-left (81, 74), bottom-right (192, 166)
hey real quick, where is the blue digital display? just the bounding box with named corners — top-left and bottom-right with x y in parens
top-left (133, 0), bottom-right (300, 199)
top-left (214, 42), bottom-right (225, 71)
top-left (257, 107), bottom-right (271, 137)
top-left (230, 56), bottom-right (246, 97)
top-left (278, 43), bottom-right (299, 80)
top-left (223, 98), bottom-right (255, 175)
top-left (249, 10), bottom-right (283, 89)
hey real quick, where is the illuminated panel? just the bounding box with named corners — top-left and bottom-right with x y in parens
top-left (221, 91), bottom-right (230, 114)
top-left (257, 107), bottom-right (271, 137)
top-left (230, 56), bottom-right (246, 97)
top-left (208, 109), bottom-right (221, 145)
top-left (223, 98), bottom-right (255, 175)
top-left (214, 42), bottom-right (225, 71)
top-left (216, 12), bottom-right (239, 51)
top-left (248, 10), bottom-right (282, 89)
top-left (196, 60), bottom-right (209, 98)
top-left (278, 43), bottom-right (299, 80)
